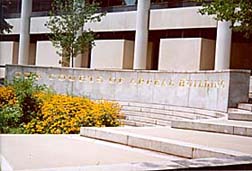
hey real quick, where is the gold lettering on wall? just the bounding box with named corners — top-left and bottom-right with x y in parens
top-left (138, 78), bottom-right (145, 85)
top-left (179, 80), bottom-right (185, 87)
top-left (109, 77), bottom-right (116, 84)
top-left (68, 75), bottom-right (76, 82)
top-left (118, 78), bottom-right (124, 84)
top-left (154, 80), bottom-right (160, 86)
top-left (96, 76), bottom-right (103, 83)
top-left (161, 80), bottom-right (167, 87)
top-left (13, 71), bottom-right (226, 89)
top-left (146, 79), bottom-right (152, 85)
top-left (58, 74), bottom-right (66, 81)
top-left (88, 76), bottom-right (93, 83)
top-left (130, 79), bottom-right (137, 85)
top-left (218, 80), bottom-right (224, 88)
top-left (78, 76), bottom-right (86, 82)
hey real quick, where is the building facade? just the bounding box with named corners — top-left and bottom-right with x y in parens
top-left (0, 0), bottom-right (252, 78)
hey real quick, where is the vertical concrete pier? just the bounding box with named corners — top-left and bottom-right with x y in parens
top-left (133, 0), bottom-right (151, 70)
top-left (18, 0), bottom-right (32, 65)
top-left (215, 21), bottom-right (232, 70)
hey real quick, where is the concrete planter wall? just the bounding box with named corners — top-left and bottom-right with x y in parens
top-left (5, 65), bottom-right (250, 112)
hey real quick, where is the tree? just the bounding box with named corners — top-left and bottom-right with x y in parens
top-left (198, 0), bottom-right (252, 38)
top-left (45, 0), bottom-right (105, 67)
top-left (0, 0), bottom-right (13, 34)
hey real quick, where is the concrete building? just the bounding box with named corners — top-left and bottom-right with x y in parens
top-left (0, 0), bottom-right (252, 78)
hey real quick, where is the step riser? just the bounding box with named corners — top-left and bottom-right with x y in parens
top-left (171, 121), bottom-right (252, 137)
top-left (124, 113), bottom-right (187, 123)
top-left (122, 106), bottom-right (220, 119)
top-left (121, 120), bottom-right (156, 127)
top-left (122, 110), bottom-right (211, 120)
top-left (123, 117), bottom-right (171, 126)
top-left (238, 104), bottom-right (252, 112)
top-left (228, 114), bottom-right (252, 122)
top-left (119, 102), bottom-right (226, 117)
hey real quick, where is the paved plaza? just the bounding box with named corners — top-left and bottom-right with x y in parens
top-left (0, 134), bottom-right (181, 171)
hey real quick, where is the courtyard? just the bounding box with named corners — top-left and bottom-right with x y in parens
top-left (1, 0), bottom-right (252, 170)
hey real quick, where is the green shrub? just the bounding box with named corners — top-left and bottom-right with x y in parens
top-left (0, 74), bottom-right (122, 134)
top-left (7, 73), bottom-right (49, 124)
top-left (0, 104), bottom-right (23, 133)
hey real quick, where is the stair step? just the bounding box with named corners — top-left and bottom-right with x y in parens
top-left (80, 127), bottom-right (249, 159)
top-left (171, 119), bottom-right (252, 137)
top-left (238, 103), bottom-right (252, 112)
top-left (124, 115), bottom-right (172, 126)
top-left (121, 119), bottom-right (157, 127)
top-left (119, 102), bottom-right (225, 119)
top-left (228, 108), bottom-right (252, 121)
top-left (122, 110), bottom-right (194, 121)
top-left (121, 107), bottom-right (216, 120)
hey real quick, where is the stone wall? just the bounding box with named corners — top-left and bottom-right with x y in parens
top-left (5, 65), bottom-right (251, 112)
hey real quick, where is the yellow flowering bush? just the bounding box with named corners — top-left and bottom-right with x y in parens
top-left (0, 86), bottom-right (16, 108)
top-left (24, 94), bottom-right (122, 134)
top-left (1, 74), bottom-right (123, 134)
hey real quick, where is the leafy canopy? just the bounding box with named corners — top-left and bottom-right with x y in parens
top-left (0, 0), bottom-right (13, 34)
top-left (198, 0), bottom-right (252, 37)
top-left (45, 0), bottom-right (105, 66)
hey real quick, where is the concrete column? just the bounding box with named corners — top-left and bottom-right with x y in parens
top-left (18, 0), bottom-right (32, 65)
top-left (214, 21), bottom-right (232, 70)
top-left (133, 0), bottom-right (151, 70)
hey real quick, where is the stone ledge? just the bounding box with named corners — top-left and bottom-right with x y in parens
top-left (80, 127), bottom-right (249, 159)
top-left (238, 103), bottom-right (252, 112)
top-left (228, 108), bottom-right (252, 121)
top-left (171, 120), bottom-right (252, 137)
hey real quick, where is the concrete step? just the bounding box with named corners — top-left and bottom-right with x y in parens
top-left (118, 101), bottom-right (226, 119)
top-left (121, 119), bottom-right (157, 127)
top-left (171, 119), bottom-right (252, 137)
top-left (238, 103), bottom-right (252, 112)
top-left (228, 108), bottom-right (252, 122)
top-left (123, 115), bottom-right (172, 126)
top-left (80, 127), bottom-right (250, 159)
top-left (122, 110), bottom-right (192, 122)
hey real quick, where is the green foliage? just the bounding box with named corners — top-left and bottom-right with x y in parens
top-left (0, 0), bottom-right (13, 34)
top-left (45, 0), bottom-right (105, 67)
top-left (0, 104), bottom-right (23, 133)
top-left (198, 0), bottom-right (252, 38)
top-left (7, 73), bottom-right (48, 124)
top-left (0, 74), bottom-right (122, 134)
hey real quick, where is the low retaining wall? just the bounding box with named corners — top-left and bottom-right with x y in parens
top-left (5, 65), bottom-right (250, 112)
